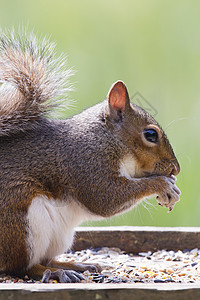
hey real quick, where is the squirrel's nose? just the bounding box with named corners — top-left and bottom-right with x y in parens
top-left (171, 161), bottom-right (180, 176)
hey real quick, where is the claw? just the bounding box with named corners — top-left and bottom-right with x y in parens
top-left (41, 269), bottom-right (85, 283)
top-left (168, 205), bottom-right (174, 213)
top-left (82, 263), bottom-right (102, 273)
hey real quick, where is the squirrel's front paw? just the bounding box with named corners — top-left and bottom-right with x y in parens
top-left (156, 175), bottom-right (181, 212)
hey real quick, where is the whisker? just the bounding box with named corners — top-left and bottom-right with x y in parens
top-left (136, 203), bottom-right (145, 224)
top-left (144, 198), bottom-right (156, 209)
top-left (176, 152), bottom-right (191, 164)
top-left (171, 162), bottom-right (177, 174)
top-left (141, 198), bottom-right (156, 219)
top-left (164, 117), bottom-right (189, 133)
top-left (162, 162), bottom-right (172, 173)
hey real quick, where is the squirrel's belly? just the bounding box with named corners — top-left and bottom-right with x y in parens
top-left (26, 195), bottom-right (93, 269)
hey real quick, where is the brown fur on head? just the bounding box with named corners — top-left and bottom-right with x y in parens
top-left (105, 81), bottom-right (180, 178)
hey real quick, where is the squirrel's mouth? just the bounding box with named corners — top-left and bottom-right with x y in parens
top-left (143, 171), bottom-right (177, 179)
top-left (152, 159), bottom-right (180, 177)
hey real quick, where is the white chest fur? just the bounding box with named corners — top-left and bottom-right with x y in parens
top-left (119, 154), bottom-right (136, 180)
top-left (26, 196), bottom-right (94, 269)
top-left (26, 154), bottom-right (137, 269)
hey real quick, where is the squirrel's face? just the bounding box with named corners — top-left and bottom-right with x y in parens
top-left (105, 81), bottom-right (180, 179)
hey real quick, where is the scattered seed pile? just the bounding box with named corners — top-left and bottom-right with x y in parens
top-left (1, 247), bottom-right (200, 284)
top-left (66, 247), bottom-right (200, 284)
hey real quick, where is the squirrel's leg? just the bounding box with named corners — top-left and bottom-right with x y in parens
top-left (28, 264), bottom-right (85, 283)
top-left (47, 259), bottom-right (102, 273)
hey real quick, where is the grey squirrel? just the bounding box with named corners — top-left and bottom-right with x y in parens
top-left (0, 30), bottom-right (180, 283)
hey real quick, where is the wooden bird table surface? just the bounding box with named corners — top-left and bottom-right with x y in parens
top-left (1, 226), bottom-right (200, 300)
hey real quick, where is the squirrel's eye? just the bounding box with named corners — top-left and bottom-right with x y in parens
top-left (143, 128), bottom-right (158, 144)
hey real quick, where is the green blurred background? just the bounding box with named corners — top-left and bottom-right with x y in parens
top-left (1, 0), bottom-right (200, 227)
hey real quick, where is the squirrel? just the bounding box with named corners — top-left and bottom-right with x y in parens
top-left (0, 30), bottom-right (181, 283)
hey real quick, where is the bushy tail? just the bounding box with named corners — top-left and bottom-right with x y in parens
top-left (0, 29), bottom-right (73, 136)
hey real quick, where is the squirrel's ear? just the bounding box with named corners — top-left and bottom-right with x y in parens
top-left (107, 81), bottom-right (130, 122)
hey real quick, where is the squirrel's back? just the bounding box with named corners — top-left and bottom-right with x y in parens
top-left (0, 29), bottom-right (72, 136)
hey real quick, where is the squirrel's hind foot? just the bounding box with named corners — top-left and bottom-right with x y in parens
top-left (41, 269), bottom-right (84, 283)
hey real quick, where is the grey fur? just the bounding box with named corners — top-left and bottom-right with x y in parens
top-left (0, 29), bottom-right (73, 136)
top-left (0, 30), bottom-right (180, 276)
